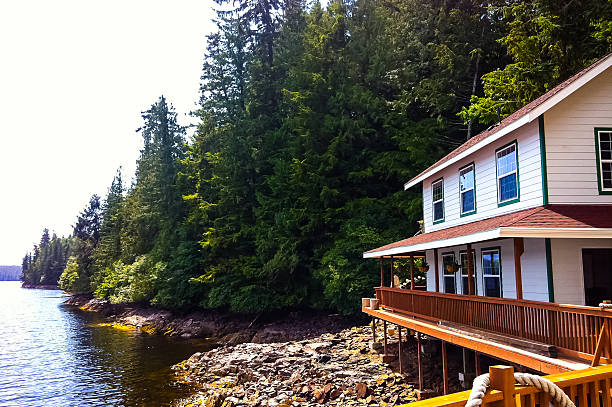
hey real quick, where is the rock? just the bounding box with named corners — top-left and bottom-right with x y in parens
top-left (370, 341), bottom-right (383, 351)
top-left (355, 382), bottom-right (368, 399)
top-left (304, 342), bottom-right (331, 353)
top-left (206, 391), bottom-right (227, 407)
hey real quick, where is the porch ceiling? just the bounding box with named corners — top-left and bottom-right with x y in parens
top-left (364, 204), bottom-right (612, 258)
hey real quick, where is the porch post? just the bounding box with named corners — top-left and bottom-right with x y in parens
top-left (514, 238), bottom-right (524, 300)
top-left (390, 256), bottom-right (394, 288)
top-left (380, 257), bottom-right (384, 287)
top-left (434, 248), bottom-right (440, 292)
top-left (475, 351), bottom-right (481, 376)
top-left (467, 243), bottom-right (475, 295)
top-left (410, 255), bottom-right (415, 290)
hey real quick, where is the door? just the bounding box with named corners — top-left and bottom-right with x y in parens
top-left (583, 249), bottom-right (612, 307)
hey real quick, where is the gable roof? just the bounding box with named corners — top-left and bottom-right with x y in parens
top-left (363, 204), bottom-right (612, 258)
top-left (404, 53), bottom-right (612, 190)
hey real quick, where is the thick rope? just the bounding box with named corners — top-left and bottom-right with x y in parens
top-left (465, 372), bottom-right (575, 407)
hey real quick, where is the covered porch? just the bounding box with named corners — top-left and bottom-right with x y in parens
top-left (362, 205), bottom-right (612, 394)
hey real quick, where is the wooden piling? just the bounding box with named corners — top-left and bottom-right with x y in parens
top-left (417, 333), bottom-right (423, 390)
top-left (383, 320), bottom-right (388, 355)
top-left (398, 325), bottom-right (403, 374)
top-left (442, 341), bottom-right (449, 395)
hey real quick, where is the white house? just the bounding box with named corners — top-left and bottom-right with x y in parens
top-left (364, 54), bottom-right (612, 307)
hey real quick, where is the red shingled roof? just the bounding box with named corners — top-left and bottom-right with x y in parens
top-left (365, 205), bottom-right (612, 255)
top-left (406, 54), bottom-right (612, 187)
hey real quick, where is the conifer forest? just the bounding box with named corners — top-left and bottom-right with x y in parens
top-left (22, 0), bottom-right (612, 314)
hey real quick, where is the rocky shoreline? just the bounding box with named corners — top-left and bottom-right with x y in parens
top-left (64, 295), bottom-right (359, 345)
top-left (174, 324), bottom-right (464, 407)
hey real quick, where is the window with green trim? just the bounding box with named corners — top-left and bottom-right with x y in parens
top-left (459, 164), bottom-right (475, 215)
top-left (432, 179), bottom-right (444, 223)
top-left (496, 143), bottom-right (518, 203)
top-left (597, 130), bottom-right (612, 191)
top-left (482, 249), bottom-right (501, 298)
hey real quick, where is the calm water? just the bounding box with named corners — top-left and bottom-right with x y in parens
top-left (0, 281), bottom-right (214, 407)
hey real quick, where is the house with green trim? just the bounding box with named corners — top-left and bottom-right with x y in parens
top-left (365, 53), bottom-right (612, 306)
top-left (361, 55), bottom-right (612, 388)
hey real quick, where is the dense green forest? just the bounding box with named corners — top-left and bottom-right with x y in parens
top-left (21, 228), bottom-right (70, 286)
top-left (26, 0), bottom-right (612, 314)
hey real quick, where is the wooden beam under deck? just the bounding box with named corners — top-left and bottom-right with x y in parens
top-left (363, 307), bottom-right (590, 374)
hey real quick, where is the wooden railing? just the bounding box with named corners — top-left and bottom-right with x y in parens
top-left (402, 364), bottom-right (612, 407)
top-left (375, 287), bottom-right (612, 361)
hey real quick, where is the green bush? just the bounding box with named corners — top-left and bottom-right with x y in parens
top-left (94, 255), bottom-right (161, 303)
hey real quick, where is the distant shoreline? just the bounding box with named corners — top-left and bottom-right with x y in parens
top-left (21, 283), bottom-right (60, 290)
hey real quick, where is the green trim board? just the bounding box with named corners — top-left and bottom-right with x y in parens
top-left (495, 140), bottom-right (521, 207)
top-left (594, 127), bottom-right (612, 195)
top-left (538, 115), bottom-right (549, 205)
top-left (459, 162), bottom-right (477, 217)
top-left (545, 238), bottom-right (555, 303)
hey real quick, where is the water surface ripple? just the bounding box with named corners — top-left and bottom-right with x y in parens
top-left (0, 281), bottom-right (213, 406)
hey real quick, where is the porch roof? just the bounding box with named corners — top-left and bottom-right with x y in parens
top-left (363, 204), bottom-right (612, 258)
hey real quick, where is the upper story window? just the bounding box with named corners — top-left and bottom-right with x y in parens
top-left (596, 129), bottom-right (612, 193)
top-left (432, 178), bottom-right (444, 223)
top-left (496, 142), bottom-right (519, 205)
top-left (459, 164), bottom-right (476, 215)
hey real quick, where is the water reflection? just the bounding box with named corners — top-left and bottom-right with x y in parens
top-left (0, 282), bottom-right (214, 407)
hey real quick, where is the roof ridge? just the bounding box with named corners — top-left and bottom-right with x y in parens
top-left (405, 53), bottom-right (612, 188)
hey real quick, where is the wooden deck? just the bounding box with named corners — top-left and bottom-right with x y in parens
top-left (365, 287), bottom-right (612, 372)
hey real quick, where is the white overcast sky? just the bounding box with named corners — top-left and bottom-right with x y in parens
top-left (0, 1), bottom-right (217, 264)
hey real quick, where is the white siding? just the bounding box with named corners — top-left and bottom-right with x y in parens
top-left (545, 67), bottom-right (612, 203)
top-left (551, 238), bottom-right (612, 305)
top-left (422, 120), bottom-right (544, 233)
top-left (424, 238), bottom-right (549, 302)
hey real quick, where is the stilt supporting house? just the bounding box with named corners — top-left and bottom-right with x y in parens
top-left (398, 325), bottom-right (403, 374)
top-left (417, 333), bottom-right (423, 390)
top-left (442, 341), bottom-right (448, 395)
top-left (371, 318), bottom-right (377, 342)
top-left (383, 320), bottom-right (387, 355)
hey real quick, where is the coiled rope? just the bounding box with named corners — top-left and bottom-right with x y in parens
top-left (465, 372), bottom-right (575, 407)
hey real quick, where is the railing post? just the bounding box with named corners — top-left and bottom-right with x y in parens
top-left (489, 365), bottom-right (515, 407)
top-left (410, 255), bottom-right (415, 290)
top-left (467, 243), bottom-right (475, 295)
top-left (434, 248), bottom-right (440, 292)
top-left (390, 256), bottom-right (394, 288)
